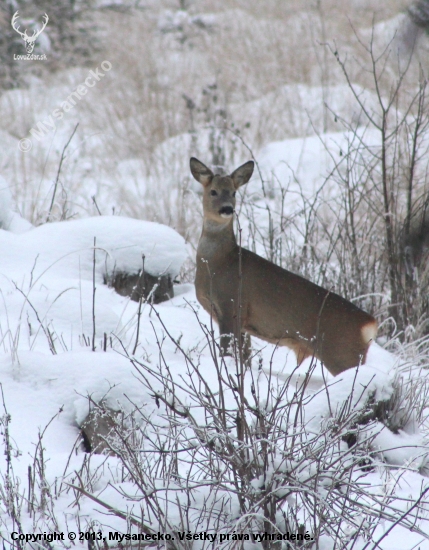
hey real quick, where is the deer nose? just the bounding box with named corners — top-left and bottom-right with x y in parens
top-left (219, 205), bottom-right (234, 217)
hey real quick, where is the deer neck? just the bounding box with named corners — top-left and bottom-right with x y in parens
top-left (197, 218), bottom-right (237, 261)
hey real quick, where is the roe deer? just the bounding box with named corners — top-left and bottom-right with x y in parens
top-left (190, 157), bottom-right (378, 376)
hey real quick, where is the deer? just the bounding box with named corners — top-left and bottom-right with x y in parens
top-left (190, 157), bottom-right (378, 376)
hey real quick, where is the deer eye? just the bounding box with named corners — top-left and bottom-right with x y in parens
top-left (210, 190), bottom-right (218, 196)
top-left (232, 191), bottom-right (236, 197)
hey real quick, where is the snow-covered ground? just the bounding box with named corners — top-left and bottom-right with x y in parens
top-left (1, 94), bottom-right (429, 549)
top-left (2, 1), bottom-right (429, 548)
top-left (0, 181), bottom-right (429, 548)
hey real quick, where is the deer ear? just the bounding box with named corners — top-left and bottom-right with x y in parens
top-left (190, 158), bottom-right (214, 187)
top-left (230, 161), bottom-right (254, 188)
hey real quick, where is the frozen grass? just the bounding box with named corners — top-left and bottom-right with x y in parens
top-left (1, 0), bottom-right (427, 229)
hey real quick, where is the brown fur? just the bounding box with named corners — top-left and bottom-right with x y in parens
top-left (191, 157), bottom-right (377, 376)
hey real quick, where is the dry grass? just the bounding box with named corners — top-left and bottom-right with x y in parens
top-left (2, 0), bottom-right (429, 320)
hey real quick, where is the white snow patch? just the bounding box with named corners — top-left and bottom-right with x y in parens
top-left (0, 215), bottom-right (187, 281)
top-left (0, 176), bottom-right (33, 233)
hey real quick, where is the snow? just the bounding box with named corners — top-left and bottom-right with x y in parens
top-left (0, 177), bottom-right (32, 234)
top-left (1, 156), bottom-right (429, 550)
top-left (0, 211), bottom-right (428, 547)
top-left (0, 215), bottom-right (187, 281)
top-left (1, 4), bottom-right (429, 547)
top-left (1, 173), bottom-right (429, 549)
top-left (255, 127), bottom-right (381, 199)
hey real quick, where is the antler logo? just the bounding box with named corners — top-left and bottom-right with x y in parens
top-left (11, 11), bottom-right (49, 54)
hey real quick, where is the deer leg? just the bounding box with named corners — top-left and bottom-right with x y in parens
top-left (218, 309), bottom-right (242, 358)
top-left (217, 300), bottom-right (252, 364)
top-left (219, 331), bottom-right (252, 364)
top-left (219, 326), bottom-right (236, 357)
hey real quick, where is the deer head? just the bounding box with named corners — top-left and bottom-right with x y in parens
top-left (190, 157), bottom-right (254, 225)
top-left (11, 11), bottom-right (49, 54)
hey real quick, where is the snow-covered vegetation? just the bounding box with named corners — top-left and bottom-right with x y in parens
top-left (1, 0), bottom-right (429, 548)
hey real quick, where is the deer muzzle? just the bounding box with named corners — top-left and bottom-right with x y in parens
top-left (219, 206), bottom-right (234, 218)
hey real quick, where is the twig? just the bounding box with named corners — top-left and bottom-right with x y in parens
top-left (46, 123), bottom-right (79, 223)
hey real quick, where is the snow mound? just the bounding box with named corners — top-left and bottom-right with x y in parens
top-left (255, 128), bottom-right (380, 200)
top-left (0, 215), bottom-right (187, 283)
top-left (301, 343), bottom-right (429, 472)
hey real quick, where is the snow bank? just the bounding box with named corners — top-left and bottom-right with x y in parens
top-left (0, 215), bottom-right (187, 282)
top-left (255, 127), bottom-right (381, 200)
top-left (0, 216), bottom-right (187, 359)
